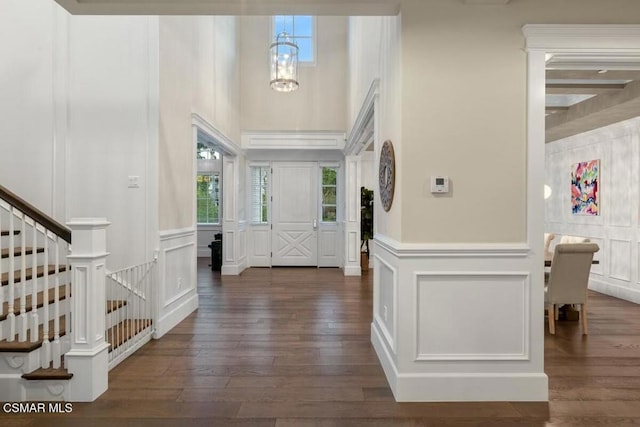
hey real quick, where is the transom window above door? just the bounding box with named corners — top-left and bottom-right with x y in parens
top-left (272, 15), bottom-right (315, 64)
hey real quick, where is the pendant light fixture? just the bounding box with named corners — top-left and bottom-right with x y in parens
top-left (270, 32), bottom-right (299, 92)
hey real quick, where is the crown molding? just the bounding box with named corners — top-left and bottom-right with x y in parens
top-left (523, 24), bottom-right (640, 52)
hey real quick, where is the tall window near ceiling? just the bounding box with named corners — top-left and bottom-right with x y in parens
top-left (197, 173), bottom-right (220, 224)
top-left (273, 15), bottom-right (315, 64)
top-left (251, 166), bottom-right (269, 223)
top-left (321, 167), bottom-right (337, 222)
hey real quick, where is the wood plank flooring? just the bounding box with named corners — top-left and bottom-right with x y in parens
top-left (2, 258), bottom-right (640, 426)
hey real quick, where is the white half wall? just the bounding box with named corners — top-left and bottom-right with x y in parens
top-left (371, 235), bottom-right (547, 402)
top-left (155, 228), bottom-right (198, 338)
top-left (545, 116), bottom-right (640, 303)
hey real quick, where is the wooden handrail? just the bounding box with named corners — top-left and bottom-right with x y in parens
top-left (0, 185), bottom-right (72, 243)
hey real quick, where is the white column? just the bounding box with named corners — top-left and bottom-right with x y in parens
top-left (65, 218), bottom-right (111, 402)
top-left (221, 156), bottom-right (241, 275)
top-left (344, 155), bottom-right (361, 276)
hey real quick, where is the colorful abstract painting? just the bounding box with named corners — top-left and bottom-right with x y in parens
top-left (571, 159), bottom-right (599, 215)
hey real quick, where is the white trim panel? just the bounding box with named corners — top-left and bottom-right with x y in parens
top-left (242, 131), bottom-right (346, 151)
top-left (415, 271), bottom-right (530, 361)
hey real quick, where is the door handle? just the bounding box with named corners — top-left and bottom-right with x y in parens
top-left (313, 219), bottom-right (317, 229)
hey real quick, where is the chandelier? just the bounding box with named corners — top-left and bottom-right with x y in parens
top-left (270, 32), bottom-right (299, 92)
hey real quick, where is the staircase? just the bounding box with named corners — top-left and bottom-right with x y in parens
top-left (0, 186), bottom-right (73, 401)
top-left (0, 185), bottom-right (155, 401)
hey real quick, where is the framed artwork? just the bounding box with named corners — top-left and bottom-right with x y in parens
top-left (571, 159), bottom-right (599, 216)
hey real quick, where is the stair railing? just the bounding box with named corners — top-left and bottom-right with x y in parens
top-left (106, 259), bottom-right (156, 369)
top-left (0, 185), bottom-right (71, 369)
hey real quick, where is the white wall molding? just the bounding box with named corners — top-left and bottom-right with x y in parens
top-left (373, 253), bottom-right (398, 354)
top-left (374, 234), bottom-right (530, 258)
top-left (414, 271), bottom-right (530, 361)
top-left (523, 25), bottom-right (640, 52)
top-left (159, 227), bottom-right (196, 241)
top-left (345, 79), bottom-right (379, 156)
top-left (242, 131), bottom-right (346, 151)
top-left (192, 113), bottom-right (241, 157)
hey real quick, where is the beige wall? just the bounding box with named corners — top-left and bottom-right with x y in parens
top-left (397, 0), bottom-right (640, 243)
top-left (159, 16), bottom-right (240, 230)
top-left (239, 16), bottom-right (348, 132)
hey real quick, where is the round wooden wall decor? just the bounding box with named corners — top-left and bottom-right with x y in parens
top-left (379, 140), bottom-right (396, 212)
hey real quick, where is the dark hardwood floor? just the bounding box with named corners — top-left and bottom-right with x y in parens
top-left (3, 258), bottom-right (640, 426)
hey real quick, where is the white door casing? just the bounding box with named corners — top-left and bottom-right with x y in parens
top-left (271, 162), bottom-right (318, 266)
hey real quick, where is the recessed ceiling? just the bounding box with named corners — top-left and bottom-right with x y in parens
top-left (546, 55), bottom-right (640, 142)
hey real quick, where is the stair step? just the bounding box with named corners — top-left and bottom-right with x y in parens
top-left (22, 367), bottom-right (73, 381)
top-left (1, 230), bottom-right (21, 236)
top-left (107, 319), bottom-right (152, 352)
top-left (106, 300), bottom-right (127, 314)
top-left (0, 284), bottom-right (69, 322)
top-left (1, 264), bottom-right (67, 287)
top-left (0, 315), bottom-right (67, 352)
top-left (1, 246), bottom-right (45, 259)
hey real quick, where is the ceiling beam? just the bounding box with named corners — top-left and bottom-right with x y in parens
top-left (54, 0), bottom-right (401, 15)
top-left (545, 83), bottom-right (626, 96)
top-left (546, 70), bottom-right (640, 80)
top-left (546, 79), bottom-right (640, 142)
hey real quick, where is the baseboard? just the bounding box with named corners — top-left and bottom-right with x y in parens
top-left (372, 317), bottom-right (548, 402)
top-left (153, 292), bottom-right (199, 338)
top-left (343, 265), bottom-right (362, 276)
top-left (590, 278), bottom-right (640, 304)
top-left (392, 372), bottom-right (548, 402)
top-left (221, 259), bottom-right (247, 276)
top-left (371, 320), bottom-right (399, 397)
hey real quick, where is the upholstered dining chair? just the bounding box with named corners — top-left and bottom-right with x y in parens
top-left (559, 235), bottom-right (590, 244)
top-left (545, 242), bottom-right (599, 335)
top-left (543, 233), bottom-right (556, 260)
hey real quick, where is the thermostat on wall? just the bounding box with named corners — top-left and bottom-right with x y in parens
top-left (430, 176), bottom-right (449, 194)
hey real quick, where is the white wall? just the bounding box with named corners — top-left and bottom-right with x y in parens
top-left (546, 116), bottom-right (640, 304)
top-left (0, 0), bottom-right (158, 270)
top-left (0, 0), bottom-right (60, 220)
top-left (159, 16), bottom-right (241, 231)
top-left (348, 16), bottom-right (402, 241)
top-left (66, 15), bottom-right (158, 269)
top-left (239, 16), bottom-right (348, 132)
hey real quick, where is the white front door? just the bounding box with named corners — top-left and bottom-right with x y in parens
top-left (271, 162), bottom-right (318, 266)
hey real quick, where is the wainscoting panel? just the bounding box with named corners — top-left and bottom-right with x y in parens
top-left (373, 254), bottom-right (397, 354)
top-left (156, 228), bottom-right (198, 338)
top-left (319, 226), bottom-right (340, 267)
top-left (248, 226), bottom-right (271, 267)
top-left (610, 239), bottom-right (632, 282)
top-left (415, 272), bottom-right (529, 361)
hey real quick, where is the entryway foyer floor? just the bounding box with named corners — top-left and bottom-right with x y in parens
top-left (3, 258), bottom-right (640, 426)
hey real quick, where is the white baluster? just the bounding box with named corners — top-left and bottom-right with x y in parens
top-left (19, 213), bottom-right (27, 341)
top-left (30, 220), bottom-right (39, 342)
top-left (52, 237), bottom-right (61, 368)
top-left (41, 233), bottom-right (51, 368)
top-left (7, 208), bottom-right (16, 341)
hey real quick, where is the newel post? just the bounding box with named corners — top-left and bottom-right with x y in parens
top-left (65, 218), bottom-right (111, 402)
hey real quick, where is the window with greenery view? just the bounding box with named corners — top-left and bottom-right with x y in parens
top-left (272, 15), bottom-right (315, 63)
top-left (251, 166), bottom-right (269, 223)
top-left (197, 173), bottom-right (220, 224)
top-left (321, 167), bottom-right (337, 222)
